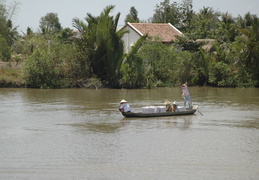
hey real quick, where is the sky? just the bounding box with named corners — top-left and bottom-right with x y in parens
top-left (7, 0), bottom-right (259, 33)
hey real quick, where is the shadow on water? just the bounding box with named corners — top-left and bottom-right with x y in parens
top-left (64, 114), bottom-right (195, 135)
top-left (120, 115), bottom-right (194, 131)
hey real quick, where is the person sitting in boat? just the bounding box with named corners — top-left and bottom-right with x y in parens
top-left (172, 101), bottom-right (178, 112)
top-left (164, 101), bottom-right (173, 112)
top-left (119, 99), bottom-right (131, 112)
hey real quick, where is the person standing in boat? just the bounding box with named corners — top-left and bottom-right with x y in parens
top-left (181, 82), bottom-right (192, 108)
top-left (119, 99), bottom-right (131, 112)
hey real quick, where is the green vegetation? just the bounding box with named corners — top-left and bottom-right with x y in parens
top-left (0, 68), bottom-right (24, 87)
top-left (0, 0), bottom-right (258, 88)
top-left (72, 5), bottom-right (127, 87)
top-left (124, 6), bottom-right (140, 24)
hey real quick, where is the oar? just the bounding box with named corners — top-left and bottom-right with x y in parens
top-left (183, 97), bottom-right (203, 116)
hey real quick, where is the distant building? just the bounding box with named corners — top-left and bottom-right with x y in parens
top-left (73, 30), bottom-right (83, 38)
top-left (120, 22), bottom-right (183, 53)
top-left (196, 39), bottom-right (216, 51)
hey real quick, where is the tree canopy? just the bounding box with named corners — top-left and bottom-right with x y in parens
top-left (39, 13), bottom-right (62, 34)
top-left (124, 6), bottom-right (140, 23)
top-left (72, 5), bottom-right (127, 87)
top-left (0, 1), bottom-right (19, 61)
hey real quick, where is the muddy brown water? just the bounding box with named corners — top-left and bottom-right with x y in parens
top-left (0, 87), bottom-right (259, 179)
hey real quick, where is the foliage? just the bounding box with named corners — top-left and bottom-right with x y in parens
top-left (120, 35), bottom-right (147, 88)
top-left (209, 62), bottom-right (233, 87)
top-left (136, 39), bottom-right (196, 87)
top-left (238, 16), bottom-right (259, 86)
top-left (124, 6), bottom-right (139, 23)
top-left (0, 34), bottom-right (10, 61)
top-left (23, 48), bottom-right (57, 88)
top-left (174, 36), bottom-right (202, 52)
top-left (138, 39), bottom-right (175, 85)
top-left (73, 5), bottom-right (127, 87)
top-left (0, 68), bottom-right (24, 87)
top-left (152, 0), bottom-right (181, 25)
top-left (151, 0), bottom-right (259, 87)
top-left (0, 0), bottom-right (19, 61)
top-left (22, 38), bottom-right (81, 88)
top-left (152, 0), bottom-right (194, 31)
top-left (216, 13), bottom-right (237, 42)
top-left (56, 28), bottom-right (74, 43)
top-left (173, 50), bottom-right (195, 85)
top-left (39, 13), bottom-right (62, 35)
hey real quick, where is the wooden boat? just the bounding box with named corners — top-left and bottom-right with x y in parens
top-left (121, 105), bottom-right (198, 118)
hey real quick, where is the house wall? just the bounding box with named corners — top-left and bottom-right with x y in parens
top-left (122, 26), bottom-right (141, 53)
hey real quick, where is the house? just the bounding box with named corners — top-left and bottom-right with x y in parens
top-left (73, 30), bottom-right (83, 38)
top-left (196, 39), bottom-right (216, 51)
top-left (121, 22), bottom-right (183, 53)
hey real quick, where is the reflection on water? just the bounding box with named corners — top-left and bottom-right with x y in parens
top-left (0, 87), bottom-right (259, 179)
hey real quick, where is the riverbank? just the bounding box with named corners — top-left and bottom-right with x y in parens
top-left (0, 61), bottom-right (257, 88)
top-left (0, 68), bottom-right (103, 88)
top-left (0, 62), bottom-right (103, 88)
top-left (0, 62), bottom-right (25, 87)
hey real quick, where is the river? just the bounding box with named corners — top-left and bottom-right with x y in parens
top-left (0, 87), bottom-right (258, 179)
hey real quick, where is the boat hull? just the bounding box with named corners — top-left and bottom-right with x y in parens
top-left (121, 106), bottom-right (197, 118)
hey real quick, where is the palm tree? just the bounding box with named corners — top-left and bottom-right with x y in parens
top-left (218, 12), bottom-right (237, 42)
top-left (0, 1), bottom-right (19, 61)
top-left (239, 14), bottom-right (259, 84)
top-left (194, 7), bottom-right (220, 38)
top-left (73, 5), bottom-right (127, 87)
top-left (120, 35), bottom-right (147, 88)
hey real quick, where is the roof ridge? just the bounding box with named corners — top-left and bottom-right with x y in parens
top-left (168, 23), bottom-right (183, 35)
top-left (124, 22), bottom-right (183, 43)
top-left (127, 22), bottom-right (143, 36)
top-left (130, 23), bottom-right (170, 25)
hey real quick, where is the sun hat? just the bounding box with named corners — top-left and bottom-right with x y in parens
top-left (173, 101), bottom-right (177, 105)
top-left (164, 101), bottom-right (171, 105)
top-left (120, 99), bottom-right (127, 103)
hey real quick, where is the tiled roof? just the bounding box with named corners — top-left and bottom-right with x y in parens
top-left (128, 23), bottom-right (183, 42)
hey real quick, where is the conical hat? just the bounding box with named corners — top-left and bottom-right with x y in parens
top-left (120, 99), bottom-right (127, 103)
top-left (164, 101), bottom-right (171, 105)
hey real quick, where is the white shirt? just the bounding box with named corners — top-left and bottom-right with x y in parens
top-left (120, 103), bottom-right (131, 112)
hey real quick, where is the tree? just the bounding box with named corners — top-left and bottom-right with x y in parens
top-left (0, 34), bottom-right (10, 61)
top-left (0, 0), bottom-right (19, 61)
top-left (22, 37), bottom-right (81, 88)
top-left (179, 0), bottom-right (194, 31)
top-left (26, 27), bottom-right (33, 36)
top-left (152, 0), bottom-right (180, 25)
top-left (5, 19), bottom-right (19, 45)
top-left (120, 35), bottom-right (147, 88)
top-left (197, 7), bottom-right (220, 38)
top-left (39, 13), bottom-right (62, 34)
top-left (56, 28), bottom-right (73, 43)
top-left (152, 0), bottom-right (194, 31)
top-left (239, 14), bottom-right (259, 86)
top-left (73, 5), bottom-right (127, 87)
top-left (124, 6), bottom-right (139, 23)
top-left (215, 13), bottom-right (238, 42)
